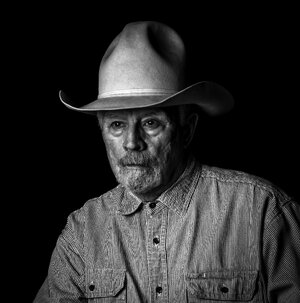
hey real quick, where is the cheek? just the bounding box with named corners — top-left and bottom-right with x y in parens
top-left (147, 131), bottom-right (180, 163)
top-left (103, 136), bottom-right (124, 164)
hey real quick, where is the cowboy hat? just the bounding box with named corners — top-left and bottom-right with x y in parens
top-left (59, 21), bottom-right (234, 115)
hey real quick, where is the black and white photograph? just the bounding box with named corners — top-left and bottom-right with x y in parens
top-left (10, 3), bottom-right (299, 302)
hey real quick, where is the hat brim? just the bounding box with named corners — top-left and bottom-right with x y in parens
top-left (59, 81), bottom-right (234, 116)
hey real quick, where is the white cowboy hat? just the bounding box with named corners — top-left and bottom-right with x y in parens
top-left (59, 21), bottom-right (234, 115)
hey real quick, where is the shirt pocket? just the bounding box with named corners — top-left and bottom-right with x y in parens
top-left (85, 268), bottom-right (126, 302)
top-left (186, 270), bottom-right (258, 302)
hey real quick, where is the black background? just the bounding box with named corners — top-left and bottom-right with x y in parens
top-left (8, 3), bottom-right (299, 301)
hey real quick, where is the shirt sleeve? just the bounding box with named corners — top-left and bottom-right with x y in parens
top-left (33, 211), bottom-right (86, 302)
top-left (262, 199), bottom-right (300, 302)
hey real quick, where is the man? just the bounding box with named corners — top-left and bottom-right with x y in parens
top-left (34, 21), bottom-right (300, 302)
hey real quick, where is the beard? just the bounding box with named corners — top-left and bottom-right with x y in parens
top-left (119, 166), bottom-right (161, 193)
top-left (110, 151), bottom-right (166, 195)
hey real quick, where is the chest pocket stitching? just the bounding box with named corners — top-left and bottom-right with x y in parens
top-left (186, 270), bottom-right (258, 301)
top-left (85, 268), bottom-right (126, 299)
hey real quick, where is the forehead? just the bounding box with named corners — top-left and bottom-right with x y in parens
top-left (99, 107), bottom-right (179, 121)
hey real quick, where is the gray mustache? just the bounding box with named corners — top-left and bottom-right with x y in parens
top-left (119, 152), bottom-right (157, 167)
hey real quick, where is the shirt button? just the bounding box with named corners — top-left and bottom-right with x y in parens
top-left (153, 237), bottom-right (160, 244)
top-left (89, 284), bottom-right (95, 291)
top-left (156, 286), bottom-right (163, 294)
top-left (149, 202), bottom-right (156, 209)
top-left (220, 285), bottom-right (229, 293)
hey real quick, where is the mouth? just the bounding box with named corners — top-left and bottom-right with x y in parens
top-left (124, 164), bottom-right (148, 168)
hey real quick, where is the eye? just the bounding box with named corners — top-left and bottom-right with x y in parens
top-left (108, 121), bottom-right (127, 135)
top-left (143, 119), bottom-right (161, 129)
top-left (110, 121), bottom-right (125, 130)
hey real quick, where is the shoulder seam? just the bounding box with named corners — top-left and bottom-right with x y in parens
top-left (266, 198), bottom-right (295, 226)
top-left (200, 167), bottom-right (290, 201)
top-left (200, 171), bottom-right (272, 191)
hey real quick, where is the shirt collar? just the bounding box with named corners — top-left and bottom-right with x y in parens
top-left (118, 156), bottom-right (201, 216)
top-left (118, 189), bottom-right (143, 215)
top-left (156, 156), bottom-right (200, 217)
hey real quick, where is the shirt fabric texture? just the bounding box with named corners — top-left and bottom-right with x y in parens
top-left (34, 159), bottom-right (300, 302)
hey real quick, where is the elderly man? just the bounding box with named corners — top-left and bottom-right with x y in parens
top-left (34, 21), bottom-right (300, 302)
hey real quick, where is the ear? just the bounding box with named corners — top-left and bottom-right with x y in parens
top-left (183, 113), bottom-right (198, 148)
top-left (96, 112), bottom-right (104, 131)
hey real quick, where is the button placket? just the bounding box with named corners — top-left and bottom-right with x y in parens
top-left (148, 201), bottom-right (157, 218)
top-left (158, 208), bottom-right (169, 301)
top-left (146, 206), bottom-right (169, 301)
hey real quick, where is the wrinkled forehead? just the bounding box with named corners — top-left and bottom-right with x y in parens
top-left (97, 106), bottom-right (184, 123)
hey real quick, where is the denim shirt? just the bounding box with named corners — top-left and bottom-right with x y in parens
top-left (34, 159), bottom-right (300, 302)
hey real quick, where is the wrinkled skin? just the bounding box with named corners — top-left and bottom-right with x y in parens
top-left (98, 107), bottom-right (198, 201)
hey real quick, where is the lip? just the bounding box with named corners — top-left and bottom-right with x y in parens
top-left (124, 164), bottom-right (148, 168)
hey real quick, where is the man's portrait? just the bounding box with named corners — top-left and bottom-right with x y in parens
top-left (21, 5), bottom-right (299, 303)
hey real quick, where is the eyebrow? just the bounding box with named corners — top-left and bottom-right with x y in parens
top-left (140, 110), bottom-right (167, 118)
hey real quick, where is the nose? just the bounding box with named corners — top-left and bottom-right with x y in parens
top-left (123, 125), bottom-right (146, 151)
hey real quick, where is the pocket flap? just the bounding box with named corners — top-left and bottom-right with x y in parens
top-left (186, 270), bottom-right (258, 301)
top-left (86, 268), bottom-right (126, 298)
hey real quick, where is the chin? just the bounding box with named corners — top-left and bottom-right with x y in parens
top-left (118, 166), bottom-right (161, 194)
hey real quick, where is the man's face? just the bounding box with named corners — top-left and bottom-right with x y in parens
top-left (98, 107), bottom-right (187, 198)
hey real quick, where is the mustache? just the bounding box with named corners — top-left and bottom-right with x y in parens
top-left (119, 152), bottom-right (158, 167)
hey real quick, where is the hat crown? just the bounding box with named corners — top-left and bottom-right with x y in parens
top-left (98, 21), bottom-right (186, 98)
top-left (59, 21), bottom-right (234, 115)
